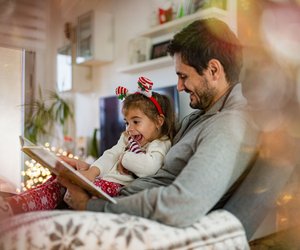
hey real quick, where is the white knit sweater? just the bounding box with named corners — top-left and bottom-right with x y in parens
top-left (92, 134), bottom-right (171, 185)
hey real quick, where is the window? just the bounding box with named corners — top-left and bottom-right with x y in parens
top-left (57, 45), bottom-right (72, 92)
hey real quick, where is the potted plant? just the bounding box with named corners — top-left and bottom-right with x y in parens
top-left (21, 87), bottom-right (74, 190)
top-left (24, 86), bottom-right (74, 144)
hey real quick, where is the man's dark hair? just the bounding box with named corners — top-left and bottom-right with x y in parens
top-left (167, 18), bottom-right (243, 85)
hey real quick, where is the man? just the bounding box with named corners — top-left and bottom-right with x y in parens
top-left (59, 18), bottom-right (258, 227)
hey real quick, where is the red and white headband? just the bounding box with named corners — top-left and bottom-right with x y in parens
top-left (115, 76), bottom-right (164, 115)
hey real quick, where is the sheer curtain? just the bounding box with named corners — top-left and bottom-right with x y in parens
top-left (0, 46), bottom-right (23, 191)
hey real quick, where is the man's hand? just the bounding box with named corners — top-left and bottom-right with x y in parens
top-left (57, 176), bottom-right (91, 210)
top-left (60, 156), bottom-right (90, 171)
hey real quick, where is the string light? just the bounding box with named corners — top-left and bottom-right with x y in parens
top-left (21, 142), bottom-right (78, 191)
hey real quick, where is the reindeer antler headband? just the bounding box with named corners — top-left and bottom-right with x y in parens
top-left (115, 76), bottom-right (164, 115)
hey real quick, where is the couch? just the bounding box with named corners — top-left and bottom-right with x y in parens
top-left (0, 139), bottom-right (297, 249)
top-left (0, 209), bottom-right (249, 249)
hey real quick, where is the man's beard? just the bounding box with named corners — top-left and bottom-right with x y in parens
top-left (189, 77), bottom-right (217, 111)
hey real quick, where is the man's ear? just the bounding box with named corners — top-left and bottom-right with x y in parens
top-left (208, 59), bottom-right (222, 80)
top-left (156, 114), bottom-right (165, 128)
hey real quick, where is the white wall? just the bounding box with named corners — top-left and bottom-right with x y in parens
top-left (46, 0), bottom-right (192, 141)
top-left (0, 47), bottom-right (22, 188)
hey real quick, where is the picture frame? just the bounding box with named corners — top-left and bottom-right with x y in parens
top-left (150, 40), bottom-right (170, 60)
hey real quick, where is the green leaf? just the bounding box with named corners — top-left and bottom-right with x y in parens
top-left (23, 85), bottom-right (74, 144)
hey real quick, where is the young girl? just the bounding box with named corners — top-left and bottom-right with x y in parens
top-left (83, 77), bottom-right (175, 195)
top-left (0, 76), bottom-right (175, 218)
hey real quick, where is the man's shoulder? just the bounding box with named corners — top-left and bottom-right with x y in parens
top-left (181, 110), bottom-right (202, 122)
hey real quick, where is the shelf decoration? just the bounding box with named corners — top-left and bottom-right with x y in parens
top-left (128, 37), bottom-right (151, 64)
top-left (159, 7), bottom-right (173, 24)
top-left (151, 40), bottom-right (170, 60)
top-left (176, 0), bottom-right (194, 18)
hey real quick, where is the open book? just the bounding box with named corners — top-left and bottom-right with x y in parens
top-left (19, 136), bottom-right (117, 204)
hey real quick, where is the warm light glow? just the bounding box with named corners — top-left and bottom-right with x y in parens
top-left (279, 217), bottom-right (288, 223)
top-left (21, 158), bottom-right (51, 189)
top-left (21, 142), bottom-right (79, 189)
top-left (277, 193), bottom-right (293, 206)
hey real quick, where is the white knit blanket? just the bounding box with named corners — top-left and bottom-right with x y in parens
top-left (0, 209), bottom-right (249, 250)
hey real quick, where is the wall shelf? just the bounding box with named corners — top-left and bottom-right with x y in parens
top-left (118, 4), bottom-right (236, 74)
top-left (118, 56), bottom-right (172, 74)
top-left (138, 7), bottom-right (229, 38)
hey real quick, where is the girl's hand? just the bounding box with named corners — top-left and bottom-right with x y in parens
top-left (60, 156), bottom-right (90, 171)
top-left (116, 153), bottom-right (129, 175)
top-left (117, 161), bottom-right (131, 175)
top-left (78, 166), bottom-right (100, 182)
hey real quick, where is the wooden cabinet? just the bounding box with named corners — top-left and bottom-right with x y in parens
top-left (119, 2), bottom-right (237, 74)
top-left (76, 11), bottom-right (113, 65)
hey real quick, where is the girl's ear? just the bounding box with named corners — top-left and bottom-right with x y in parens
top-left (156, 114), bottom-right (165, 129)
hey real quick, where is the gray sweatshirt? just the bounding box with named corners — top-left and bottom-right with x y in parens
top-left (87, 83), bottom-right (258, 227)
